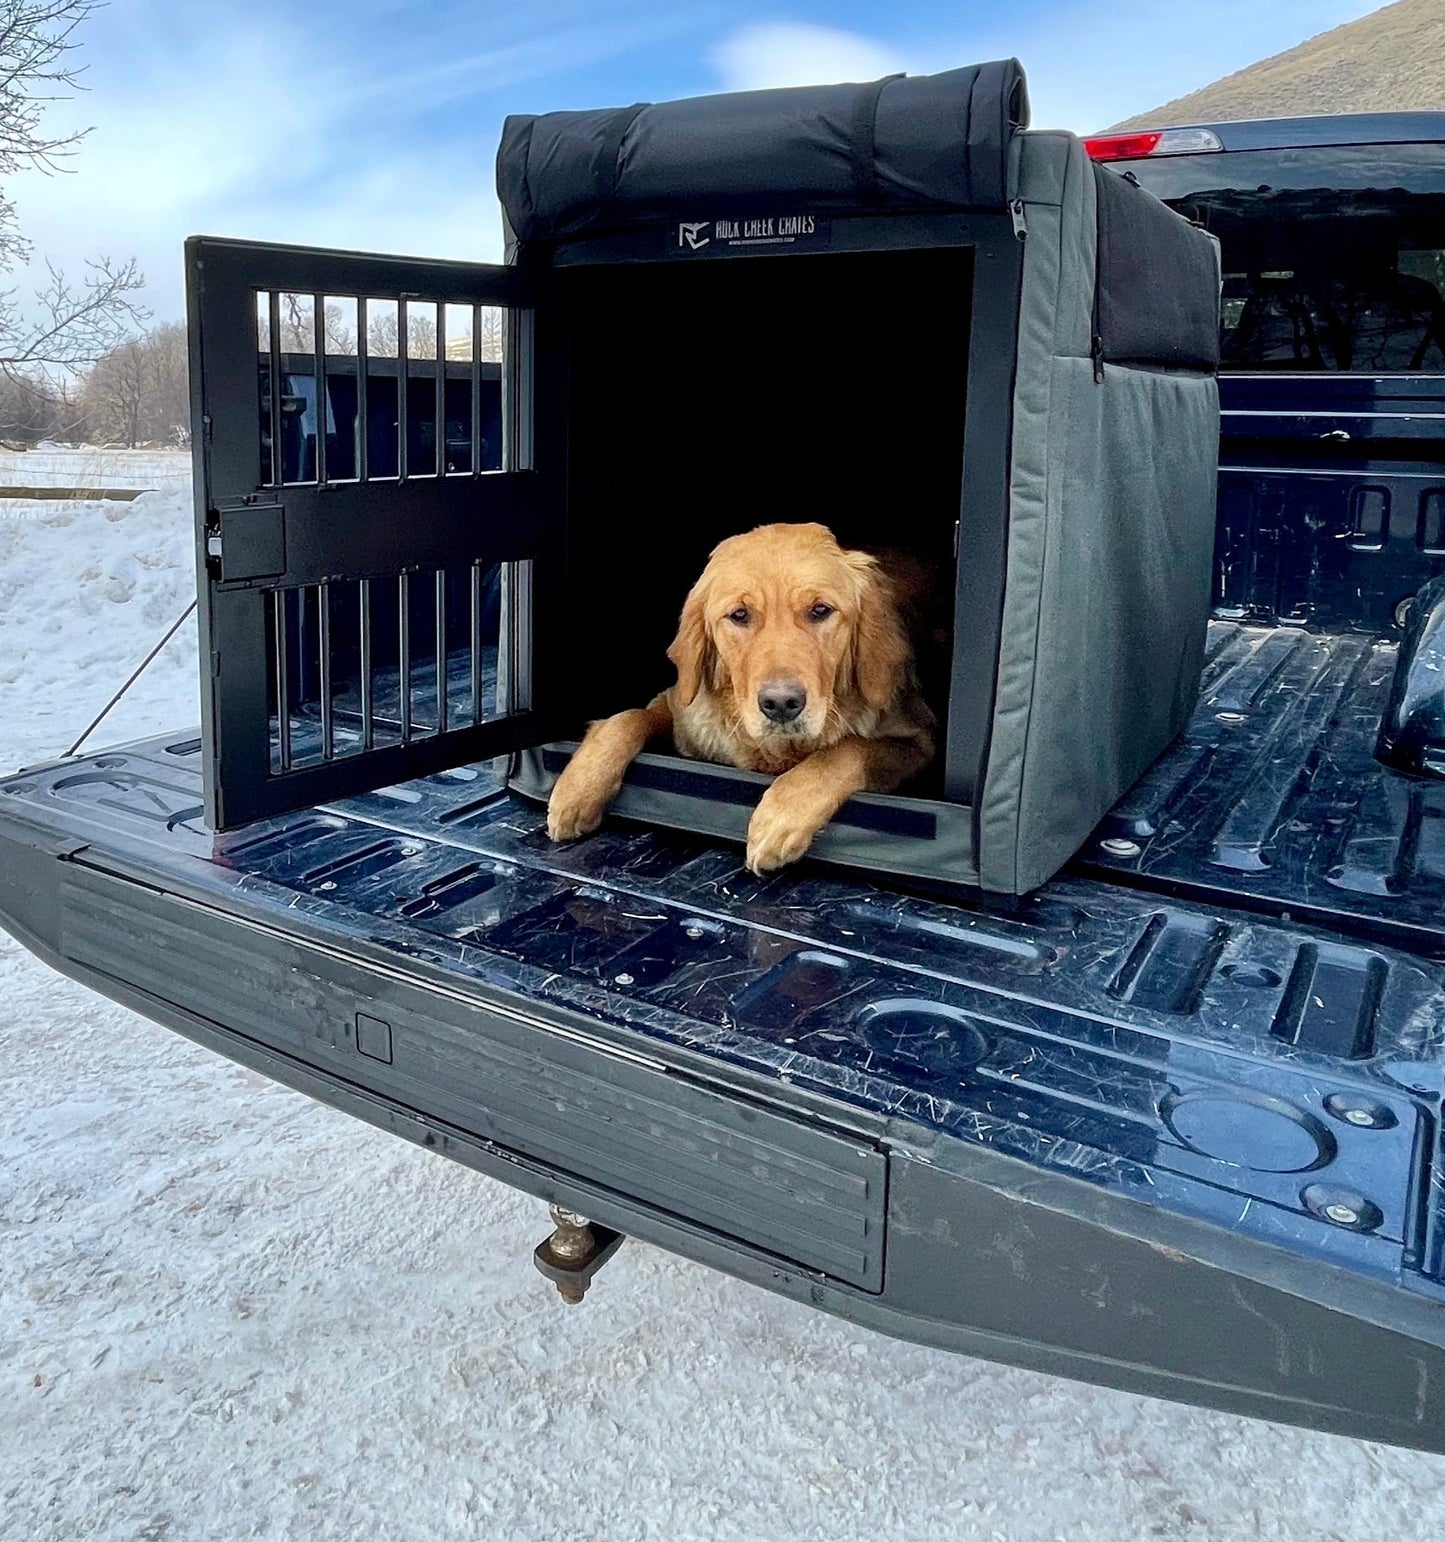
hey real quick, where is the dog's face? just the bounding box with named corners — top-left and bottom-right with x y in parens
top-left (667, 523), bottom-right (910, 750)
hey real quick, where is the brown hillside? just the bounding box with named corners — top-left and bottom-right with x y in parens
top-left (1108, 0), bottom-right (1445, 130)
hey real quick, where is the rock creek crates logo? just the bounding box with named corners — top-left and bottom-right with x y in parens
top-left (674, 214), bottom-right (831, 254)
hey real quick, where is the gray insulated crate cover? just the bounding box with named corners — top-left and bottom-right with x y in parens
top-left (496, 60), bottom-right (1030, 242)
top-left (497, 65), bottom-right (1221, 895)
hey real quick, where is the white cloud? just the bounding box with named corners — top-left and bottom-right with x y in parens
top-left (3, 1), bottom-right (660, 324)
top-left (0, 0), bottom-right (1401, 331)
top-left (709, 22), bottom-right (908, 92)
top-left (9, 17), bottom-right (362, 322)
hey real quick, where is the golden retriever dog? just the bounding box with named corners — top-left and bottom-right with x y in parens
top-left (547, 522), bottom-right (936, 873)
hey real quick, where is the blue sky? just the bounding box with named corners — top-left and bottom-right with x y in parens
top-left (17, 0), bottom-right (1384, 321)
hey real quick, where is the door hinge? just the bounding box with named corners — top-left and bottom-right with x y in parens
top-left (1010, 199), bottom-right (1027, 241)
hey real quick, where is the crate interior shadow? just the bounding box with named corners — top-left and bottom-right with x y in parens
top-left (558, 245), bottom-right (973, 766)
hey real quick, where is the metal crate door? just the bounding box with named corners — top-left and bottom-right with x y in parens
top-left (186, 238), bottom-right (558, 830)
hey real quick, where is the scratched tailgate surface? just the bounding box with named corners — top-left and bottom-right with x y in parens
top-left (1090, 620), bottom-right (1445, 955)
top-left (2, 702), bottom-right (1444, 1308)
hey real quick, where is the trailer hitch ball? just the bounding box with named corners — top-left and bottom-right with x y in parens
top-left (533, 1204), bottom-right (625, 1305)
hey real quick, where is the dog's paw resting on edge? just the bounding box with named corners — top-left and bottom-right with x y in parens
top-left (547, 522), bottom-right (936, 869)
top-left (545, 702), bottom-right (671, 842)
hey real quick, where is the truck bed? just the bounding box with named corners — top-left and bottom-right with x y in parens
top-left (3, 621), bottom-right (1445, 1450)
top-left (1092, 621), bottom-right (1445, 954)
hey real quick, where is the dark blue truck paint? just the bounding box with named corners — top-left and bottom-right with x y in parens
top-left (1116, 114), bottom-right (1445, 637)
top-left (4, 115), bottom-right (1445, 1451)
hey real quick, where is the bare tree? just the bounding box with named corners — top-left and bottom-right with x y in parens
top-left (275, 292), bottom-right (312, 353)
top-left (322, 300), bottom-right (354, 353)
top-left (366, 305), bottom-right (398, 358)
top-left (143, 317), bottom-right (187, 442)
top-left (363, 303), bottom-right (440, 360)
top-left (80, 331), bottom-right (142, 443)
top-left (260, 297), bottom-right (354, 354)
top-left (0, 361), bottom-right (60, 440)
top-left (0, 1), bottom-right (147, 379)
top-left (405, 303), bottom-right (436, 359)
top-left (477, 306), bottom-right (505, 363)
top-left (79, 319), bottom-right (188, 446)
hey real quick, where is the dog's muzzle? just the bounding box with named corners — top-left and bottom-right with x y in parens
top-left (757, 680), bottom-right (807, 726)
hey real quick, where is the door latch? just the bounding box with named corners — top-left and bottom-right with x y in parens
top-left (210, 501), bottom-right (286, 583)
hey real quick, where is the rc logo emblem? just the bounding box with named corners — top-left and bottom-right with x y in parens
top-left (678, 221), bottom-right (711, 251)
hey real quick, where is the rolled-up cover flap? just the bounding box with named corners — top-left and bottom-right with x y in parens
top-left (497, 60), bottom-right (1030, 244)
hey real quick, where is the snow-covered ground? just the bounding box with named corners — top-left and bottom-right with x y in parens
top-left (0, 445), bottom-right (191, 492)
top-left (3, 450), bottom-right (1445, 1541)
top-left (0, 465), bottom-right (198, 763)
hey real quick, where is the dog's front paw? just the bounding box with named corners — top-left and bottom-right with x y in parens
top-left (547, 772), bottom-right (611, 843)
top-left (745, 783), bottom-right (827, 874)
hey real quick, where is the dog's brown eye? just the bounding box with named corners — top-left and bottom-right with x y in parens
top-left (728, 608), bottom-right (750, 626)
top-left (808, 603), bottom-right (834, 622)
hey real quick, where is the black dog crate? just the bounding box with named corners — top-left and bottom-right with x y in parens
top-left (187, 60), bottom-right (1220, 894)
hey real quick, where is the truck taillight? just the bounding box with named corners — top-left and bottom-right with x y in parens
top-left (1084, 127), bottom-right (1224, 161)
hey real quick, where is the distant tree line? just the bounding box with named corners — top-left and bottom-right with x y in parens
top-left (0, 319), bottom-right (189, 447)
top-left (258, 297), bottom-right (506, 361)
top-left (0, 298), bottom-right (512, 449)
top-left (76, 320), bottom-right (189, 447)
top-left (0, 0), bottom-right (152, 446)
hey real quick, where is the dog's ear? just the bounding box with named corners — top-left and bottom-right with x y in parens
top-left (845, 551), bottom-right (911, 711)
top-left (667, 582), bottom-right (713, 706)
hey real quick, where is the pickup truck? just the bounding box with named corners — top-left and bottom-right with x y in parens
top-left (3, 108), bottom-right (1445, 1454)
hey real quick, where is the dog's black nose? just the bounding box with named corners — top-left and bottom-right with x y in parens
top-left (758, 680), bottom-right (807, 725)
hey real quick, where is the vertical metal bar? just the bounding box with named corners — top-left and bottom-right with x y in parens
top-left (272, 589), bottom-right (292, 772)
top-left (434, 301), bottom-right (445, 477)
top-left (313, 292), bottom-right (327, 485)
top-left (398, 572), bottom-right (412, 744)
top-left (470, 561), bottom-right (483, 725)
top-left (318, 581), bottom-right (334, 760)
top-left (471, 304), bottom-right (482, 474)
top-left (267, 290), bottom-right (282, 486)
top-left (356, 297), bottom-right (369, 482)
top-left (496, 562), bottom-right (512, 718)
top-left (496, 561), bottom-right (534, 716)
top-left (397, 300), bottom-right (409, 481)
top-left (359, 576), bottom-right (374, 750)
top-left (505, 307), bottom-right (534, 473)
top-left (293, 581), bottom-right (310, 706)
top-left (435, 567), bottom-right (448, 734)
top-left (512, 559), bottom-right (534, 713)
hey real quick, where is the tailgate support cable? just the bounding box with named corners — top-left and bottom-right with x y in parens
top-left (64, 599), bottom-right (198, 759)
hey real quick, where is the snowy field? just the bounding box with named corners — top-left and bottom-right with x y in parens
top-left (3, 450), bottom-right (1445, 1541)
top-left (0, 444), bottom-right (191, 492)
